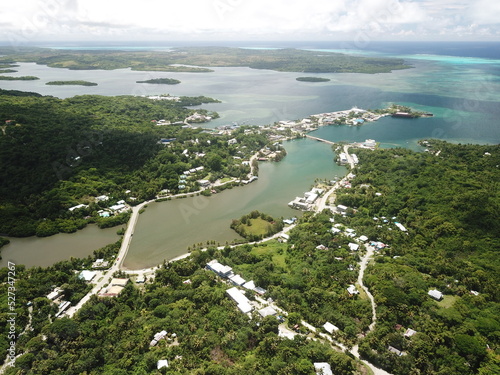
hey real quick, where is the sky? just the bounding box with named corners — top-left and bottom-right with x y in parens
top-left (1, 0), bottom-right (499, 44)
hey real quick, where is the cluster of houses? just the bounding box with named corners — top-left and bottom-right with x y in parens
top-left (146, 95), bottom-right (180, 102)
top-left (337, 152), bottom-right (359, 166)
top-left (288, 187), bottom-right (324, 211)
top-left (274, 118), bottom-right (315, 133)
top-left (182, 166), bottom-right (205, 176)
top-left (173, 166), bottom-right (206, 190)
top-left (46, 287), bottom-right (71, 318)
top-left (257, 144), bottom-right (283, 161)
top-left (185, 112), bottom-right (213, 123)
top-left (149, 330), bottom-right (176, 347)
top-left (206, 260), bottom-right (269, 315)
top-left (310, 107), bottom-right (386, 126)
top-left (68, 194), bottom-right (132, 217)
top-left (387, 327), bottom-right (419, 357)
top-left (372, 216), bottom-right (409, 233)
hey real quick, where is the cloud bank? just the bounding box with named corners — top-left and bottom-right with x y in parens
top-left (1, 0), bottom-right (499, 42)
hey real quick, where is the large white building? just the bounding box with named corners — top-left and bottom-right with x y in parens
top-left (206, 260), bottom-right (233, 278)
top-left (226, 287), bottom-right (253, 314)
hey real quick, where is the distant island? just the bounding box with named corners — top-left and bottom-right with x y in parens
top-left (296, 77), bottom-right (331, 82)
top-left (0, 75), bottom-right (39, 80)
top-left (136, 78), bottom-right (181, 85)
top-left (0, 69), bottom-right (17, 74)
top-left (0, 46), bottom-right (411, 74)
top-left (46, 80), bottom-right (98, 86)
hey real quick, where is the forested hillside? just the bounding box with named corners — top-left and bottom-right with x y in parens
top-left (206, 141), bottom-right (500, 374)
top-left (0, 90), bottom-right (266, 238)
top-left (0, 46), bottom-right (410, 74)
top-left (334, 142), bottom-right (500, 374)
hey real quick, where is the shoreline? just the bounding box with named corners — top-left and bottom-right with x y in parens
top-left (119, 144), bottom-right (356, 273)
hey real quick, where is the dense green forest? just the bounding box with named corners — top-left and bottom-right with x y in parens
top-left (0, 89), bottom-right (267, 238)
top-left (0, 248), bottom-right (359, 374)
top-left (0, 46), bottom-right (410, 74)
top-left (334, 142), bottom-right (500, 374)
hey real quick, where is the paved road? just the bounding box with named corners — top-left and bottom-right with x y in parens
top-left (343, 144), bottom-right (356, 169)
top-left (65, 199), bottom-right (152, 318)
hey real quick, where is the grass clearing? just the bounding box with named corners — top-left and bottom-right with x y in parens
top-left (235, 217), bottom-right (272, 237)
top-left (251, 240), bottom-right (288, 269)
top-left (437, 295), bottom-right (458, 308)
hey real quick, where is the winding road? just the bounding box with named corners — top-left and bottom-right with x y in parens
top-left (61, 142), bottom-right (390, 374)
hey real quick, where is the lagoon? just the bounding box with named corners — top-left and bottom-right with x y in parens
top-left (1, 44), bottom-right (499, 268)
top-left (124, 138), bottom-right (344, 269)
top-left (0, 225), bottom-right (123, 268)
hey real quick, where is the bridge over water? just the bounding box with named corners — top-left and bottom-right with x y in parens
top-left (304, 134), bottom-right (336, 145)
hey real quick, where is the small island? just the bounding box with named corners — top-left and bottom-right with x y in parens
top-left (46, 80), bottom-right (98, 86)
top-left (136, 78), bottom-right (181, 85)
top-left (296, 76), bottom-right (331, 82)
top-left (231, 210), bottom-right (283, 242)
top-left (0, 75), bottom-right (39, 80)
top-left (388, 104), bottom-right (434, 118)
top-left (0, 69), bottom-right (17, 74)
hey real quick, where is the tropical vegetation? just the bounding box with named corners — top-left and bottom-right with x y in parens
top-left (46, 80), bottom-right (98, 86)
top-left (0, 46), bottom-right (410, 74)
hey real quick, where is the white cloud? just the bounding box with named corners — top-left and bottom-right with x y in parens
top-left (0, 0), bottom-right (499, 41)
top-left (468, 0), bottom-right (500, 25)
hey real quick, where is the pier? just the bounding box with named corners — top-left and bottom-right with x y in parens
top-left (305, 134), bottom-right (336, 145)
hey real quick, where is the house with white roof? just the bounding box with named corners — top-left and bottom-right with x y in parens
top-left (323, 322), bottom-right (339, 334)
top-left (79, 270), bottom-right (96, 282)
top-left (428, 289), bottom-right (443, 300)
top-left (229, 274), bottom-right (246, 286)
top-left (395, 222), bottom-right (407, 232)
top-left (404, 328), bottom-right (417, 338)
top-left (347, 284), bottom-right (359, 295)
top-left (337, 204), bottom-right (348, 213)
top-left (258, 306), bottom-right (277, 318)
top-left (206, 260), bottom-right (233, 278)
top-left (157, 360), bottom-right (169, 369)
top-left (314, 362), bottom-right (333, 375)
top-left (226, 287), bottom-right (253, 314)
top-left (348, 243), bottom-right (360, 251)
top-left (68, 204), bottom-right (88, 212)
